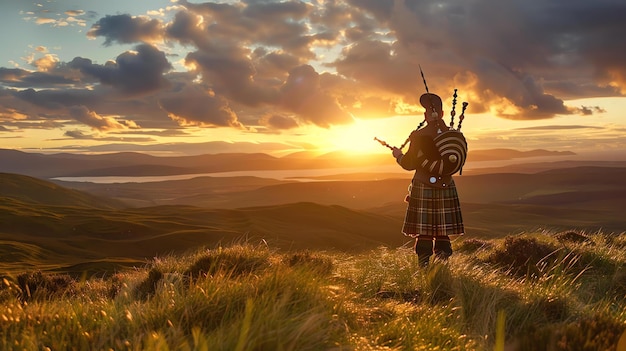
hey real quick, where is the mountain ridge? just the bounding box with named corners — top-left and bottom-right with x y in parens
top-left (1, 148), bottom-right (579, 178)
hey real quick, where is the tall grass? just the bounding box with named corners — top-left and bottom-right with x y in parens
top-left (1, 231), bottom-right (625, 350)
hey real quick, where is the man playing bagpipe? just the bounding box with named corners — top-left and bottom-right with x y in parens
top-left (390, 92), bottom-right (466, 267)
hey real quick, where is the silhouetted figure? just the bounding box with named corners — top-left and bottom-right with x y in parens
top-left (392, 93), bottom-right (465, 267)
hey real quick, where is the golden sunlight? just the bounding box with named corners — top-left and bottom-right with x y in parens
top-left (325, 116), bottom-right (420, 154)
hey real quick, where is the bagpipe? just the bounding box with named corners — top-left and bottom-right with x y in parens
top-left (375, 67), bottom-right (469, 177)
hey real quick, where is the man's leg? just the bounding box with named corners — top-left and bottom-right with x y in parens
top-left (434, 236), bottom-right (453, 260)
top-left (415, 236), bottom-right (434, 267)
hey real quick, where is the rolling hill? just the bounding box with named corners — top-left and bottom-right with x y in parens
top-left (0, 174), bottom-right (408, 274)
top-left (53, 165), bottom-right (626, 211)
top-left (54, 165), bottom-right (626, 236)
top-left (0, 173), bottom-right (125, 209)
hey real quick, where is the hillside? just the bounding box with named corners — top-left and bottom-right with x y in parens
top-left (0, 173), bottom-right (125, 209)
top-left (55, 175), bottom-right (295, 207)
top-left (0, 188), bottom-right (406, 274)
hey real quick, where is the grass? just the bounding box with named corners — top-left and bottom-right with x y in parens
top-left (1, 231), bottom-right (625, 350)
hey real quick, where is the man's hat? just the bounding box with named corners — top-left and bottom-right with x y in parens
top-left (419, 93), bottom-right (443, 114)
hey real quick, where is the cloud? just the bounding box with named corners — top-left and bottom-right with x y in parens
top-left (332, 40), bottom-right (421, 98)
top-left (32, 54), bottom-right (60, 72)
top-left (0, 68), bottom-right (79, 88)
top-left (65, 10), bottom-right (85, 17)
top-left (63, 130), bottom-right (93, 139)
top-left (185, 45), bottom-right (279, 107)
top-left (68, 44), bottom-right (172, 96)
top-left (259, 113), bottom-right (299, 130)
top-left (22, 4), bottom-right (88, 28)
top-left (13, 88), bottom-right (98, 110)
top-left (68, 105), bottom-right (138, 131)
top-left (159, 84), bottom-right (243, 128)
top-left (177, 1), bottom-right (317, 57)
top-left (279, 65), bottom-right (353, 127)
top-left (578, 106), bottom-right (606, 116)
top-left (62, 129), bottom-right (154, 142)
top-left (87, 14), bottom-right (164, 45)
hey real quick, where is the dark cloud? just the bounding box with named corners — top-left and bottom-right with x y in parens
top-left (0, 68), bottom-right (78, 88)
top-left (377, 0), bottom-right (626, 118)
top-left (64, 130), bottom-right (93, 139)
top-left (165, 10), bottom-right (206, 45)
top-left (62, 129), bottom-right (153, 142)
top-left (178, 1), bottom-right (319, 58)
top-left (158, 85), bottom-right (243, 128)
top-left (68, 44), bottom-right (172, 96)
top-left (68, 105), bottom-right (135, 131)
top-left (280, 65), bottom-right (353, 127)
top-left (13, 88), bottom-right (98, 110)
top-left (251, 48), bottom-right (302, 83)
top-left (578, 106), bottom-right (606, 115)
top-left (87, 14), bottom-right (164, 45)
top-left (260, 113), bottom-right (299, 130)
top-left (333, 40), bottom-right (419, 96)
top-left (346, 0), bottom-right (393, 22)
top-left (186, 47), bottom-right (278, 107)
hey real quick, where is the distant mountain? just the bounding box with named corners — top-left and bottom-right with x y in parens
top-left (463, 159), bottom-right (626, 175)
top-left (467, 148), bottom-right (576, 161)
top-left (455, 166), bottom-right (626, 206)
top-left (0, 148), bottom-right (576, 178)
top-left (0, 149), bottom-right (283, 178)
top-left (0, 173), bottom-right (125, 209)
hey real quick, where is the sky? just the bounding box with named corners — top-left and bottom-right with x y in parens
top-left (0, 0), bottom-right (625, 158)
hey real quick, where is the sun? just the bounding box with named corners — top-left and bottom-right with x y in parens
top-left (323, 116), bottom-right (419, 154)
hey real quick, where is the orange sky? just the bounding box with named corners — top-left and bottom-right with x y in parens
top-left (0, 1), bottom-right (625, 158)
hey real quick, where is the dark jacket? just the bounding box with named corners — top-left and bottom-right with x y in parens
top-left (397, 121), bottom-right (453, 188)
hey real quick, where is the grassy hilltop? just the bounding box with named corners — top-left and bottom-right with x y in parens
top-left (1, 232), bottom-right (626, 351)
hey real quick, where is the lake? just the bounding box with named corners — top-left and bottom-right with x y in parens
top-left (50, 154), bottom-right (588, 184)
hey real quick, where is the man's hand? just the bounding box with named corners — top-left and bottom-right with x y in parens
top-left (392, 147), bottom-right (403, 159)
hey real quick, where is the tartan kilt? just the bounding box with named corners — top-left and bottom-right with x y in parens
top-left (402, 179), bottom-right (465, 237)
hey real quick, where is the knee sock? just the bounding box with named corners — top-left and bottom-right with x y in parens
top-left (434, 236), bottom-right (452, 260)
top-left (415, 236), bottom-right (434, 266)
